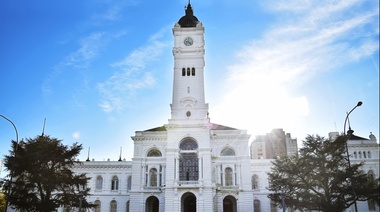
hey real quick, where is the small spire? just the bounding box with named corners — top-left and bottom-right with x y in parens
top-left (346, 112), bottom-right (354, 138)
top-left (118, 147), bottom-right (122, 161)
top-left (347, 126), bottom-right (354, 139)
top-left (41, 118), bottom-right (46, 136)
top-left (185, 2), bottom-right (194, 16)
top-left (86, 147), bottom-right (91, 161)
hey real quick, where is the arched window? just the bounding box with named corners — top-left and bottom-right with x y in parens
top-left (363, 151), bottom-right (367, 158)
top-left (94, 200), bottom-right (101, 212)
top-left (187, 68), bottom-right (190, 76)
top-left (126, 200), bottom-right (130, 212)
top-left (179, 138), bottom-right (198, 181)
top-left (96, 176), bottom-right (103, 190)
top-left (110, 200), bottom-right (117, 212)
top-left (191, 67), bottom-right (195, 76)
top-left (354, 151), bottom-right (357, 158)
top-left (150, 168), bottom-right (158, 187)
top-left (368, 151), bottom-right (371, 158)
top-left (358, 151), bottom-right (362, 159)
top-left (182, 68), bottom-right (186, 76)
top-left (254, 199), bottom-right (261, 212)
top-left (180, 138), bottom-right (198, 150)
top-left (225, 167), bottom-right (233, 186)
top-left (221, 148), bottom-right (235, 156)
top-left (252, 174), bottom-right (259, 189)
top-left (147, 149), bottom-right (162, 157)
top-left (111, 176), bottom-right (119, 191)
top-left (127, 176), bottom-right (132, 191)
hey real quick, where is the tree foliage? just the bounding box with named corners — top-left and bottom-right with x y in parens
top-left (0, 190), bottom-right (5, 212)
top-left (1, 135), bottom-right (95, 211)
top-left (267, 135), bottom-right (379, 212)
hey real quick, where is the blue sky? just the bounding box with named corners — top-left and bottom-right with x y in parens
top-left (1, 0), bottom-right (378, 176)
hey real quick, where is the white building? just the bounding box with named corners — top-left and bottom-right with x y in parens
top-left (70, 4), bottom-right (268, 212)
top-left (250, 128), bottom-right (298, 160)
top-left (65, 3), bottom-right (379, 212)
top-left (329, 130), bottom-right (380, 212)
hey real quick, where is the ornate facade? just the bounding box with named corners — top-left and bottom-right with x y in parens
top-left (63, 3), bottom-right (379, 212)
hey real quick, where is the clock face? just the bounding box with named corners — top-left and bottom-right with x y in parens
top-left (184, 37), bottom-right (193, 46)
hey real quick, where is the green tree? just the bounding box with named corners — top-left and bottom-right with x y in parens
top-left (1, 135), bottom-right (95, 212)
top-left (267, 135), bottom-right (379, 212)
top-left (0, 190), bottom-right (5, 212)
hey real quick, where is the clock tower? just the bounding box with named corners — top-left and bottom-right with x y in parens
top-left (169, 3), bottom-right (208, 125)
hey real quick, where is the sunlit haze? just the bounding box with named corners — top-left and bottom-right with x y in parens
top-left (1, 0), bottom-right (379, 178)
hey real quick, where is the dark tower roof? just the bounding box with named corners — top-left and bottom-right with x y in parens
top-left (178, 3), bottom-right (199, 27)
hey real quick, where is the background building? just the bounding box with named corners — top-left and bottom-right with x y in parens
top-left (250, 128), bottom-right (298, 160)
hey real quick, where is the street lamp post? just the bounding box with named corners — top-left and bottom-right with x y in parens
top-left (343, 101), bottom-right (362, 212)
top-left (0, 114), bottom-right (19, 212)
top-left (281, 190), bottom-right (286, 212)
top-left (78, 194), bottom-right (83, 212)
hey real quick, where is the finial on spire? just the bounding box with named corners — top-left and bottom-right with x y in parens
top-left (118, 147), bottom-right (122, 161)
top-left (86, 147), bottom-right (91, 161)
top-left (41, 118), bottom-right (46, 136)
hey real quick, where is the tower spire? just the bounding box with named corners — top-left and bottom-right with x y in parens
top-left (178, 0), bottom-right (198, 27)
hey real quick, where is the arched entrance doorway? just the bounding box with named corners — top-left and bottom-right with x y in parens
top-left (223, 195), bottom-right (237, 212)
top-left (181, 192), bottom-right (196, 212)
top-left (146, 196), bottom-right (159, 212)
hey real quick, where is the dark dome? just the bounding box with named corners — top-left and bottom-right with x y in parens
top-left (178, 3), bottom-right (199, 27)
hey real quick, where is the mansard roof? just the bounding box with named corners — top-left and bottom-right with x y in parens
top-left (347, 128), bottom-right (369, 140)
top-left (348, 134), bottom-right (369, 141)
top-left (145, 126), bottom-right (167, 132)
top-left (210, 123), bottom-right (237, 130)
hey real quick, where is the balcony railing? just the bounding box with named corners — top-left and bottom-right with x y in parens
top-left (177, 180), bottom-right (200, 187)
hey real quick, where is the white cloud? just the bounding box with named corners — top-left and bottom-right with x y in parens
top-left (212, 0), bottom-right (378, 136)
top-left (72, 131), bottom-right (81, 139)
top-left (98, 28), bottom-right (170, 113)
top-left (90, 1), bottom-right (139, 23)
top-left (42, 32), bottom-right (107, 97)
top-left (64, 32), bottom-right (106, 68)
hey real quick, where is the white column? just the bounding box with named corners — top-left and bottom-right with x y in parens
top-left (175, 157), bottom-right (179, 180)
top-left (147, 165), bottom-right (150, 187)
top-left (198, 156), bottom-right (203, 180)
top-left (159, 165), bottom-right (162, 186)
top-left (141, 165), bottom-right (145, 187)
top-left (216, 164), bottom-right (220, 185)
top-left (163, 165), bottom-right (166, 185)
top-left (221, 165), bottom-right (225, 186)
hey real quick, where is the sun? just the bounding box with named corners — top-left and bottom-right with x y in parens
top-left (211, 74), bottom-right (309, 137)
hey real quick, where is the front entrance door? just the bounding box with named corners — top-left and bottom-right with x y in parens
top-left (146, 196), bottom-right (159, 212)
top-left (223, 195), bottom-right (237, 212)
top-left (181, 192), bottom-right (196, 212)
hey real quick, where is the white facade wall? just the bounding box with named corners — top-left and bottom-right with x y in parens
top-left (53, 4), bottom-right (380, 212)
top-left (346, 134), bottom-right (379, 212)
